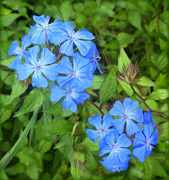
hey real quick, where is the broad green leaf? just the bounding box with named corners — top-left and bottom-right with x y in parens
top-left (147, 89), bottom-right (169, 100)
top-left (90, 75), bottom-right (105, 90)
top-left (70, 159), bottom-right (83, 180)
top-left (117, 33), bottom-right (135, 47)
top-left (143, 157), bottom-right (152, 180)
top-left (0, 108), bottom-right (39, 171)
top-left (26, 165), bottom-right (38, 180)
top-left (9, 80), bottom-right (27, 101)
top-left (42, 120), bottom-right (73, 135)
top-left (75, 152), bottom-right (85, 163)
top-left (79, 137), bottom-right (99, 151)
top-left (118, 48), bottom-right (131, 73)
top-left (128, 11), bottom-right (142, 30)
top-left (156, 52), bottom-right (168, 71)
top-left (86, 151), bottom-right (97, 170)
top-left (118, 79), bottom-right (133, 96)
top-left (5, 163), bottom-right (24, 175)
top-left (151, 159), bottom-right (167, 177)
top-left (145, 100), bottom-right (159, 111)
top-left (136, 76), bottom-right (156, 87)
top-left (158, 122), bottom-right (168, 140)
top-left (60, 1), bottom-right (73, 21)
top-left (0, 56), bottom-right (15, 66)
top-left (99, 67), bottom-right (117, 104)
top-left (0, 14), bottom-right (21, 27)
top-left (15, 88), bottom-right (43, 117)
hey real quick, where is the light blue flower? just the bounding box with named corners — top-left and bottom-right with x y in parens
top-left (84, 43), bottom-right (103, 74)
top-left (50, 79), bottom-right (89, 112)
top-left (99, 133), bottom-right (132, 163)
top-left (133, 124), bottom-right (158, 162)
top-left (8, 35), bottom-right (31, 69)
top-left (86, 114), bottom-right (118, 147)
top-left (28, 14), bottom-right (62, 45)
top-left (143, 109), bottom-right (156, 128)
top-left (52, 21), bottom-right (95, 56)
top-left (16, 45), bottom-right (57, 88)
top-left (109, 98), bottom-right (143, 136)
top-left (56, 52), bottom-right (94, 92)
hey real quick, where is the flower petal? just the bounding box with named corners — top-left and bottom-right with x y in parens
top-left (109, 100), bottom-right (125, 116)
top-left (126, 119), bottom-right (142, 136)
top-left (75, 29), bottom-right (95, 40)
top-left (60, 40), bottom-right (74, 56)
top-left (41, 64), bottom-right (58, 81)
top-left (50, 85), bottom-right (67, 102)
top-left (62, 95), bottom-right (77, 112)
top-left (32, 70), bottom-right (48, 88)
top-left (88, 114), bottom-right (102, 130)
top-left (86, 129), bottom-right (100, 143)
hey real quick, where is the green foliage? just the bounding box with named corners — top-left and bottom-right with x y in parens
top-left (0, 0), bottom-right (169, 179)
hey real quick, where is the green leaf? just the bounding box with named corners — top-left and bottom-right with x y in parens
top-left (136, 76), bottom-right (156, 87)
top-left (118, 48), bottom-right (131, 74)
top-left (0, 14), bottom-right (21, 27)
top-left (117, 33), bottom-right (135, 48)
top-left (42, 120), bottom-right (73, 135)
top-left (15, 88), bottom-right (43, 117)
top-left (75, 152), bottom-right (85, 163)
top-left (151, 159), bottom-right (167, 177)
top-left (118, 79), bottom-right (133, 96)
top-left (79, 137), bottom-right (99, 151)
top-left (143, 157), bottom-right (152, 180)
top-left (9, 80), bottom-right (27, 101)
top-left (60, 1), bottom-right (73, 21)
top-left (147, 89), bottom-right (169, 100)
top-left (0, 108), bottom-right (39, 171)
top-left (145, 100), bottom-right (159, 111)
top-left (128, 11), bottom-right (142, 30)
top-left (99, 67), bottom-right (117, 104)
top-left (0, 56), bottom-right (15, 66)
top-left (90, 75), bottom-right (105, 90)
top-left (83, 104), bottom-right (102, 116)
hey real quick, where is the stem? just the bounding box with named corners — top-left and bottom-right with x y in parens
top-left (87, 99), bottom-right (104, 117)
top-left (45, 32), bottom-right (50, 50)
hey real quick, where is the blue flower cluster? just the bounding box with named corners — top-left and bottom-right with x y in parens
top-left (8, 14), bottom-right (103, 112)
top-left (86, 98), bottom-right (158, 172)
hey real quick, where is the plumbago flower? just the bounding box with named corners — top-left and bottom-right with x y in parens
top-left (50, 79), bottom-right (89, 112)
top-left (8, 35), bottom-right (31, 69)
top-left (109, 98), bottom-right (143, 136)
top-left (143, 109), bottom-right (156, 128)
top-left (133, 124), bottom-right (158, 162)
top-left (28, 14), bottom-right (62, 45)
top-left (84, 43), bottom-right (103, 74)
top-left (86, 114), bottom-right (119, 147)
top-left (52, 21), bottom-right (95, 56)
top-left (56, 52), bottom-right (94, 92)
top-left (16, 45), bottom-right (58, 88)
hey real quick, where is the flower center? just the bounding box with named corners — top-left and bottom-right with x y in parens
top-left (36, 65), bottom-right (41, 70)
top-left (72, 70), bottom-right (76, 77)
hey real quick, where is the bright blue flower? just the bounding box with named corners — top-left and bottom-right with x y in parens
top-left (86, 114), bottom-right (119, 147)
top-left (84, 43), bottom-right (103, 74)
top-left (16, 45), bottom-right (57, 88)
top-left (56, 52), bottom-right (94, 92)
top-left (143, 109), bottom-right (156, 128)
top-left (133, 124), bottom-right (158, 162)
top-left (28, 14), bottom-right (62, 45)
top-left (52, 21), bottom-right (95, 56)
top-left (8, 35), bottom-right (31, 69)
top-left (109, 98), bottom-right (143, 136)
top-left (99, 133), bottom-right (132, 163)
top-left (50, 79), bottom-right (89, 112)
top-left (100, 156), bottom-right (130, 172)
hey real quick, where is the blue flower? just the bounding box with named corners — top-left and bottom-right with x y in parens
top-left (109, 98), bottom-right (143, 136)
top-left (16, 45), bottom-right (57, 88)
top-left (143, 109), bottom-right (156, 128)
top-left (52, 21), bottom-right (95, 56)
top-left (100, 156), bottom-right (130, 172)
top-left (84, 43), bottom-right (103, 74)
top-left (99, 133), bottom-right (132, 163)
top-left (50, 79), bottom-right (89, 112)
top-left (132, 124), bottom-right (158, 162)
top-left (56, 52), bottom-right (94, 92)
top-left (86, 114), bottom-right (118, 147)
top-left (28, 14), bottom-right (62, 45)
top-left (8, 35), bottom-right (31, 69)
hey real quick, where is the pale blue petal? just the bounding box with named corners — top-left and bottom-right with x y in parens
top-left (133, 132), bottom-right (146, 146)
top-left (56, 75), bottom-right (72, 87)
top-left (62, 95), bottom-right (77, 112)
top-left (126, 119), bottom-right (142, 136)
top-left (52, 30), bottom-right (69, 45)
top-left (60, 21), bottom-right (75, 35)
top-left (28, 23), bottom-right (42, 36)
top-left (32, 70), bottom-right (48, 88)
top-left (95, 59), bottom-right (103, 74)
top-left (109, 100), bottom-right (125, 116)
top-left (133, 145), bottom-right (146, 162)
top-left (50, 85), bottom-right (67, 102)
top-left (116, 134), bottom-right (131, 147)
top-left (149, 129), bottom-right (158, 145)
top-left (117, 148), bottom-right (131, 162)
top-left (39, 47), bottom-right (57, 65)
top-left (28, 45), bottom-right (40, 65)
top-left (75, 77), bottom-right (93, 91)
top-left (102, 114), bottom-right (114, 129)
top-left (21, 35), bottom-right (31, 50)
top-left (31, 31), bottom-right (46, 45)
top-left (86, 129), bottom-right (100, 143)
top-left (60, 40), bottom-right (74, 56)
top-left (75, 29), bottom-right (95, 40)
top-left (8, 41), bottom-right (21, 55)
top-left (123, 98), bottom-right (139, 114)
top-left (8, 55), bottom-right (22, 69)
top-left (33, 14), bottom-right (50, 27)
top-left (113, 118), bottom-right (126, 134)
top-left (41, 64), bottom-right (58, 81)
top-left (88, 114), bottom-right (102, 130)
top-left (17, 64), bottom-right (35, 81)
top-left (130, 108), bottom-right (143, 123)
top-left (73, 92), bottom-right (90, 104)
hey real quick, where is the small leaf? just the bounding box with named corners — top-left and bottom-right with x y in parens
top-left (90, 75), bottom-right (105, 90)
top-left (42, 120), bottom-right (73, 135)
top-left (118, 48), bottom-right (131, 74)
top-left (99, 67), bottom-right (117, 104)
top-left (136, 76), bottom-right (156, 87)
top-left (118, 79), bottom-right (133, 96)
top-left (15, 88), bottom-right (43, 117)
top-left (117, 33), bottom-right (135, 48)
top-left (79, 137), bottom-right (99, 151)
top-left (60, 1), bottom-right (73, 21)
top-left (0, 14), bottom-right (21, 27)
top-left (147, 89), bottom-right (169, 100)
top-left (143, 157), bottom-right (152, 180)
top-left (151, 159), bottom-right (167, 177)
top-left (128, 11), bottom-right (142, 30)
